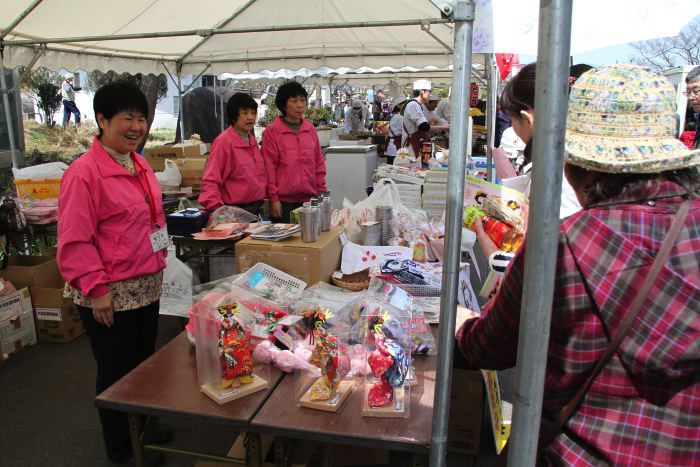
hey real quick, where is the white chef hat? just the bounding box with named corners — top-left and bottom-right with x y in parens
top-left (413, 79), bottom-right (432, 91)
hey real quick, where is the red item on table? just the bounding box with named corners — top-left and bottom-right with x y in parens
top-left (368, 378), bottom-right (394, 408)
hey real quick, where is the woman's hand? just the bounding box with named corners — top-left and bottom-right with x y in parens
top-left (473, 217), bottom-right (499, 258)
top-left (270, 200), bottom-right (282, 219)
top-left (92, 292), bottom-right (114, 327)
top-left (455, 305), bottom-right (480, 338)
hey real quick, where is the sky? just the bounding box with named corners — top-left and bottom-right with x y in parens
top-left (521, 44), bottom-right (639, 67)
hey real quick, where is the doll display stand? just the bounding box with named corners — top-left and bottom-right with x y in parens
top-left (362, 384), bottom-right (408, 418)
top-left (298, 379), bottom-right (353, 413)
top-left (201, 373), bottom-right (269, 405)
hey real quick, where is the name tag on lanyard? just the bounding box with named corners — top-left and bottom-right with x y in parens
top-left (133, 157), bottom-right (167, 253)
top-left (150, 228), bottom-right (169, 253)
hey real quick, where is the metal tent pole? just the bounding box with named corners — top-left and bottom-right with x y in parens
top-left (485, 53), bottom-right (497, 182)
top-left (0, 55), bottom-right (21, 169)
top-left (177, 66), bottom-right (184, 142)
top-left (507, 1), bottom-right (572, 466)
top-left (429, 1), bottom-right (474, 466)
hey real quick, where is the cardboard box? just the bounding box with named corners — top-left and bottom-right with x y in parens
top-left (236, 227), bottom-right (343, 285)
top-left (0, 287), bottom-right (37, 355)
top-left (143, 143), bottom-right (208, 171)
top-left (31, 281), bottom-right (84, 344)
top-left (1, 256), bottom-right (59, 291)
top-left (40, 245), bottom-right (58, 256)
top-left (176, 158), bottom-right (208, 190)
top-left (447, 369), bottom-right (483, 456)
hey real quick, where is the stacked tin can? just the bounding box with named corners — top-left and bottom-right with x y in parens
top-left (320, 191), bottom-right (332, 232)
top-left (375, 205), bottom-right (395, 246)
top-left (300, 202), bottom-right (320, 242)
top-left (361, 221), bottom-right (381, 246)
top-left (309, 198), bottom-right (322, 237)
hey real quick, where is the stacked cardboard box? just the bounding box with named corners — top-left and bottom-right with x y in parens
top-left (32, 275), bottom-right (85, 344)
top-left (235, 228), bottom-right (343, 285)
top-left (143, 143), bottom-right (210, 191)
top-left (0, 287), bottom-right (36, 355)
top-left (447, 369), bottom-right (483, 456)
top-left (1, 255), bottom-right (85, 344)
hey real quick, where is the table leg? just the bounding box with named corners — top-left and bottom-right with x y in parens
top-left (409, 453), bottom-right (427, 467)
top-left (128, 413), bottom-right (144, 467)
top-left (246, 432), bottom-right (263, 467)
top-left (273, 437), bottom-right (292, 467)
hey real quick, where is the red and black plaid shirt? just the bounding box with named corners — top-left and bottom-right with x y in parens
top-left (458, 181), bottom-right (700, 466)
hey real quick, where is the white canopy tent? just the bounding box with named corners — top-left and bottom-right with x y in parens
top-left (1, 0), bottom-right (491, 75)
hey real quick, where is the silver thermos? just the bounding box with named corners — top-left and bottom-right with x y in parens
top-left (300, 204), bottom-right (319, 242)
top-left (310, 198), bottom-right (322, 237)
top-left (321, 191), bottom-right (332, 231)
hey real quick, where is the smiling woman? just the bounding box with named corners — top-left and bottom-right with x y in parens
top-left (56, 82), bottom-right (169, 464)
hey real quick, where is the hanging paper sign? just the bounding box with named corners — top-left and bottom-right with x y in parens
top-left (469, 82), bottom-right (479, 108)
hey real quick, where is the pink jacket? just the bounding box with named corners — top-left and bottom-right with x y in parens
top-left (261, 116), bottom-right (327, 203)
top-left (198, 127), bottom-right (267, 210)
top-left (57, 137), bottom-right (167, 299)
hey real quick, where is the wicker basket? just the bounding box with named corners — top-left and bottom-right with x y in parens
top-left (331, 270), bottom-right (370, 292)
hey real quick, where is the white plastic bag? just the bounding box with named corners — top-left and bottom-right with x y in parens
top-left (159, 247), bottom-right (192, 317)
top-left (12, 162), bottom-right (68, 180)
top-left (155, 159), bottom-right (182, 190)
top-left (332, 178), bottom-right (426, 244)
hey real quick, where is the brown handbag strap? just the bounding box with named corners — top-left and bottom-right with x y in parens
top-left (539, 199), bottom-right (692, 450)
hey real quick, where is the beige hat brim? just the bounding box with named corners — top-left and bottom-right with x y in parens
top-left (565, 130), bottom-right (700, 174)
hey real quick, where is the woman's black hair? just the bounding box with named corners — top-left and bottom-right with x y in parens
top-left (93, 82), bottom-right (148, 136)
top-left (569, 63), bottom-right (593, 80)
top-left (275, 81), bottom-right (308, 117)
top-left (566, 165), bottom-right (700, 206)
top-left (226, 92), bottom-right (258, 126)
top-left (499, 62), bottom-right (536, 117)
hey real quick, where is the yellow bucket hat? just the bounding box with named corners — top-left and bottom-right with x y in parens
top-left (565, 64), bottom-right (700, 173)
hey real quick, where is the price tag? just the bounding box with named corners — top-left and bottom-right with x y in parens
top-left (277, 315), bottom-right (303, 326)
top-left (273, 329), bottom-right (294, 349)
top-left (149, 228), bottom-right (169, 252)
top-left (339, 231), bottom-right (348, 246)
top-left (252, 324), bottom-right (269, 339)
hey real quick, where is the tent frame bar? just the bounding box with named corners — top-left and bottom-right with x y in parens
top-left (430, 1), bottom-right (474, 466)
top-left (0, 0), bottom-right (44, 40)
top-left (7, 18), bottom-right (452, 47)
top-left (485, 53), bottom-right (497, 182)
top-left (507, 1), bottom-right (572, 465)
top-left (6, 43), bottom-right (460, 70)
top-left (178, 0), bottom-right (259, 62)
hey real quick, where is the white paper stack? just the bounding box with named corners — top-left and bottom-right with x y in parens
top-left (422, 169), bottom-right (449, 220)
top-left (395, 182), bottom-right (422, 209)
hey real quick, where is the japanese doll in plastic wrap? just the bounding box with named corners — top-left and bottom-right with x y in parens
top-left (217, 303), bottom-right (254, 389)
top-left (306, 306), bottom-right (350, 401)
top-left (366, 307), bottom-right (409, 408)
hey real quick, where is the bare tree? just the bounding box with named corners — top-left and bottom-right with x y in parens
top-left (629, 18), bottom-right (699, 70)
top-left (86, 71), bottom-right (168, 151)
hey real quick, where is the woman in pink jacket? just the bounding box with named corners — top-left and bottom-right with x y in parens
top-left (262, 81), bottom-right (327, 222)
top-left (57, 83), bottom-right (169, 464)
top-left (198, 93), bottom-right (267, 215)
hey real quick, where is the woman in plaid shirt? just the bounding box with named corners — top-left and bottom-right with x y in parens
top-left (457, 65), bottom-right (700, 465)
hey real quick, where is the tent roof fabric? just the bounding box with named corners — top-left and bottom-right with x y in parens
top-left (2, 1), bottom-right (697, 76)
top-left (2, 0), bottom-right (482, 74)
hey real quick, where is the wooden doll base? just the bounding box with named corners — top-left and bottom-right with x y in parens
top-left (298, 379), bottom-right (353, 412)
top-left (201, 373), bottom-right (268, 405)
top-left (362, 384), bottom-right (408, 418)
